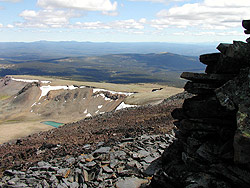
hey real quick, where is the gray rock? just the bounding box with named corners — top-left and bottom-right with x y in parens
top-left (70, 182), bottom-right (80, 188)
top-left (138, 150), bottom-right (150, 158)
top-left (93, 147), bottom-right (111, 154)
top-left (122, 137), bottom-right (134, 142)
top-left (25, 178), bottom-right (39, 185)
top-left (62, 178), bottom-right (71, 186)
top-left (4, 170), bottom-right (15, 176)
top-left (57, 183), bottom-right (68, 188)
top-left (83, 170), bottom-right (89, 182)
top-left (85, 161), bottom-right (96, 167)
top-left (35, 184), bottom-right (43, 188)
top-left (57, 168), bottom-right (70, 177)
top-left (11, 182), bottom-right (29, 187)
top-left (110, 159), bottom-right (119, 169)
top-left (37, 161), bottom-right (51, 167)
top-left (66, 157), bottom-right (76, 165)
top-left (114, 150), bottom-right (127, 159)
top-left (143, 156), bottom-right (157, 163)
top-left (97, 141), bottom-right (104, 147)
top-left (102, 166), bottom-right (113, 173)
top-left (128, 160), bottom-right (142, 169)
top-left (115, 177), bottom-right (148, 188)
top-left (41, 179), bottom-right (50, 188)
top-left (83, 144), bottom-right (91, 149)
top-left (49, 175), bottom-right (58, 183)
top-left (8, 177), bottom-right (20, 185)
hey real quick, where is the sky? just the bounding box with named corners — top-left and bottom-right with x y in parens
top-left (0, 0), bottom-right (249, 43)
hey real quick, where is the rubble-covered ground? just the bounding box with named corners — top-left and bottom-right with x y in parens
top-left (0, 92), bottom-right (189, 187)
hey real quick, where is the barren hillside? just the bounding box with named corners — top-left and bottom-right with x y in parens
top-left (0, 75), bottom-right (183, 144)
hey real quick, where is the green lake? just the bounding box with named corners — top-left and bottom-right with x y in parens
top-left (41, 121), bottom-right (64, 128)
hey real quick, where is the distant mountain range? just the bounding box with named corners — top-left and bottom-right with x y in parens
top-left (0, 52), bottom-right (205, 87)
top-left (0, 41), bottom-right (217, 59)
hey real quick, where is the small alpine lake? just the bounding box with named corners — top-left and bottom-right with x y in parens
top-left (41, 121), bottom-right (64, 128)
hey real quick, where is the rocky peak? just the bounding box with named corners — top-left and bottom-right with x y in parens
top-left (150, 20), bottom-right (250, 188)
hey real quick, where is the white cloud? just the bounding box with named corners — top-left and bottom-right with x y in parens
top-left (74, 21), bottom-right (108, 29)
top-left (151, 0), bottom-right (250, 30)
top-left (17, 9), bottom-right (79, 28)
top-left (16, 8), bottom-right (146, 31)
top-left (111, 19), bottom-right (144, 30)
top-left (6, 24), bottom-right (14, 28)
top-left (73, 19), bottom-right (145, 30)
top-left (37, 0), bottom-right (117, 11)
top-left (0, 23), bottom-right (3, 28)
top-left (102, 11), bottom-right (118, 16)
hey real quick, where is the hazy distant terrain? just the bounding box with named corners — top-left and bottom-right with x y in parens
top-left (0, 52), bottom-right (205, 87)
top-left (0, 41), bottom-right (217, 59)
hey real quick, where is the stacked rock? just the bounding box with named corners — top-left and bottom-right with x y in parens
top-left (243, 20), bottom-right (250, 43)
top-left (150, 20), bottom-right (250, 188)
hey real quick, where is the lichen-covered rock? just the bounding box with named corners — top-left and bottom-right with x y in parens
top-left (215, 68), bottom-right (250, 167)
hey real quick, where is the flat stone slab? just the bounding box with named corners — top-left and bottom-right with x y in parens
top-left (184, 81), bottom-right (221, 95)
top-left (199, 53), bottom-right (221, 65)
top-left (217, 43), bottom-right (231, 55)
top-left (181, 72), bottom-right (235, 83)
top-left (92, 147), bottom-right (111, 154)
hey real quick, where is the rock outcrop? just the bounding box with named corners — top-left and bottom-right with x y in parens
top-left (150, 20), bottom-right (250, 188)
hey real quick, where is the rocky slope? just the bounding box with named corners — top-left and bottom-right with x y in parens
top-left (149, 20), bottom-right (250, 188)
top-left (0, 92), bottom-right (189, 187)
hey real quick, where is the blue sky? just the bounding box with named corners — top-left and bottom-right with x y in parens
top-left (0, 0), bottom-right (249, 43)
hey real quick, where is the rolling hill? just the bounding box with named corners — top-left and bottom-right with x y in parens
top-left (0, 52), bottom-right (205, 87)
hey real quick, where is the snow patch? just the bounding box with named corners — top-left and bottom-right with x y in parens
top-left (11, 78), bottom-right (51, 84)
top-left (84, 109), bottom-right (88, 114)
top-left (98, 105), bottom-right (103, 109)
top-left (31, 102), bottom-right (37, 107)
top-left (99, 93), bottom-right (111, 101)
top-left (93, 88), bottom-right (134, 96)
top-left (116, 102), bottom-right (137, 111)
top-left (95, 110), bottom-right (99, 114)
top-left (39, 85), bottom-right (78, 100)
top-left (86, 113), bottom-right (92, 117)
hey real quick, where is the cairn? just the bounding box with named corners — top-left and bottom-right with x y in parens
top-left (150, 20), bottom-right (250, 188)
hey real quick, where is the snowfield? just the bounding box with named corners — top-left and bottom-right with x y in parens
top-left (12, 78), bottom-right (51, 84)
top-left (116, 102), bottom-right (137, 111)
